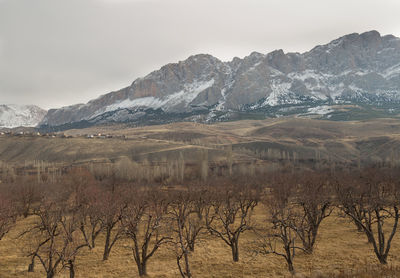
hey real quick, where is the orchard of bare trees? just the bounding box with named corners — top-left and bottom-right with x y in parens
top-left (0, 166), bottom-right (399, 277)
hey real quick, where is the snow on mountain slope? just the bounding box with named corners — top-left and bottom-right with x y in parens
top-left (92, 78), bottom-right (215, 118)
top-left (0, 105), bottom-right (47, 128)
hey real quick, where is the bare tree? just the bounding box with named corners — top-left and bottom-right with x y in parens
top-left (58, 203), bottom-right (89, 278)
top-left (12, 176), bottom-right (42, 218)
top-left (200, 149), bottom-right (208, 182)
top-left (19, 178), bottom-right (89, 278)
top-left (205, 181), bottom-right (259, 262)
top-left (226, 144), bottom-right (233, 176)
top-left (98, 186), bottom-right (125, 261)
top-left (77, 184), bottom-right (104, 250)
top-left (64, 168), bottom-right (103, 250)
top-left (0, 188), bottom-right (16, 241)
top-left (169, 190), bottom-right (192, 278)
top-left (57, 169), bottom-right (95, 277)
top-left (336, 168), bottom-right (400, 264)
top-left (184, 186), bottom-right (208, 252)
top-left (21, 201), bottom-right (65, 278)
top-left (121, 187), bottom-right (171, 277)
top-left (168, 186), bottom-right (207, 278)
top-left (255, 175), bottom-right (305, 274)
top-left (291, 172), bottom-right (333, 253)
top-left (334, 172), bottom-right (371, 235)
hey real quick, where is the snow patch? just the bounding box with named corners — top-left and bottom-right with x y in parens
top-left (307, 105), bottom-right (334, 115)
top-left (329, 83), bottom-right (346, 100)
top-left (103, 97), bottom-right (164, 113)
top-left (269, 68), bottom-right (283, 77)
top-left (215, 88), bottom-right (227, 111)
top-left (382, 63), bottom-right (400, 79)
top-left (263, 81), bottom-right (292, 106)
top-left (349, 85), bottom-right (363, 92)
top-left (354, 70), bottom-right (371, 76)
top-left (377, 48), bottom-right (396, 55)
top-left (247, 61), bottom-right (262, 72)
top-left (288, 70), bottom-right (323, 81)
top-left (308, 91), bottom-right (328, 100)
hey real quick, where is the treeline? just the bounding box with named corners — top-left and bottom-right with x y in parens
top-left (0, 167), bottom-right (399, 277)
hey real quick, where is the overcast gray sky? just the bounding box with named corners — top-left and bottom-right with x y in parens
top-left (1, 0), bottom-right (400, 109)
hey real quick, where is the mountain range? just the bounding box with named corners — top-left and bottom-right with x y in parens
top-left (3, 30), bottom-right (400, 130)
top-left (0, 105), bottom-right (46, 129)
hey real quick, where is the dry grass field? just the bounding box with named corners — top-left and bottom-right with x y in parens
top-left (2, 118), bottom-right (400, 168)
top-left (1, 207), bottom-right (400, 278)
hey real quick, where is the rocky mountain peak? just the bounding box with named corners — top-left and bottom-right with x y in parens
top-left (360, 30), bottom-right (381, 42)
top-left (266, 49), bottom-right (293, 73)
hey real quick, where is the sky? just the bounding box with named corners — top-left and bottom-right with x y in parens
top-left (1, 0), bottom-right (400, 109)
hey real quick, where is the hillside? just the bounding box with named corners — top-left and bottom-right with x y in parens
top-left (2, 118), bottom-right (400, 170)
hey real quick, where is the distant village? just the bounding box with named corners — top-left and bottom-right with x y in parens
top-left (0, 131), bottom-right (126, 139)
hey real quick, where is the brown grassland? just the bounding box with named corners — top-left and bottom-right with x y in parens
top-left (0, 206), bottom-right (399, 277)
top-left (1, 118), bottom-right (400, 167)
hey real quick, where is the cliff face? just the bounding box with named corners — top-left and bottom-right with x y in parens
top-left (41, 31), bottom-right (400, 129)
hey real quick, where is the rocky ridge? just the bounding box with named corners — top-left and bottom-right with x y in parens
top-left (40, 30), bottom-right (400, 129)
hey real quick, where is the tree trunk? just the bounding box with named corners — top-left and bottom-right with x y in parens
top-left (177, 254), bottom-right (192, 278)
top-left (231, 240), bottom-right (239, 262)
top-left (285, 243), bottom-right (295, 274)
top-left (378, 255), bottom-right (387, 265)
top-left (103, 229), bottom-right (111, 261)
top-left (69, 262), bottom-right (75, 278)
top-left (303, 244), bottom-right (313, 254)
top-left (91, 236), bottom-right (96, 249)
top-left (303, 230), bottom-right (317, 254)
top-left (103, 248), bottom-right (110, 261)
top-left (28, 256), bottom-right (35, 272)
top-left (300, 236), bottom-right (312, 254)
top-left (183, 250), bottom-right (192, 278)
top-left (137, 261), bottom-right (147, 276)
top-left (47, 270), bottom-right (55, 278)
top-left (287, 259), bottom-right (295, 273)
